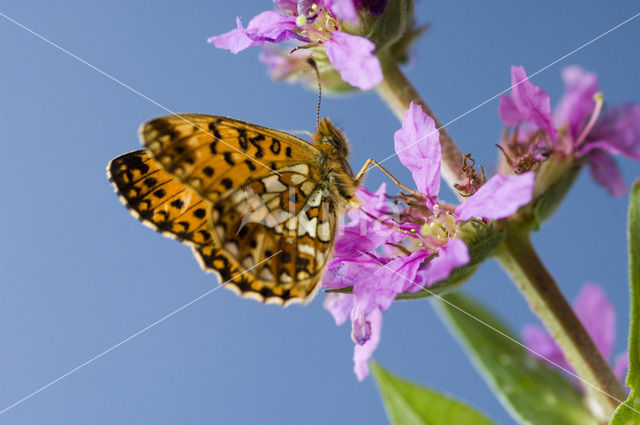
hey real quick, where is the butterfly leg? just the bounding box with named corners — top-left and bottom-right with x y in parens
top-left (351, 159), bottom-right (418, 236)
top-left (354, 158), bottom-right (426, 198)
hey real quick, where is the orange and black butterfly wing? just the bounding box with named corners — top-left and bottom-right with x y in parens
top-left (139, 114), bottom-right (318, 204)
top-left (136, 115), bottom-right (342, 305)
top-left (108, 150), bottom-right (252, 291)
top-left (193, 165), bottom-right (338, 305)
top-left (107, 150), bottom-right (214, 246)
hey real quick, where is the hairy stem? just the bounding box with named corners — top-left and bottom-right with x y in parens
top-left (375, 56), bottom-right (465, 190)
top-left (496, 228), bottom-right (626, 420)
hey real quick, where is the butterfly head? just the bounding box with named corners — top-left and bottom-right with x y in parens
top-left (313, 117), bottom-right (350, 158)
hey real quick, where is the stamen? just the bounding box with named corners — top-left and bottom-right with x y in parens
top-left (575, 92), bottom-right (604, 148)
top-left (361, 209), bottom-right (417, 236)
top-left (296, 15), bottom-right (307, 27)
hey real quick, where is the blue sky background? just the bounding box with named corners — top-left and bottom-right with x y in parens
top-left (1, 1), bottom-right (639, 424)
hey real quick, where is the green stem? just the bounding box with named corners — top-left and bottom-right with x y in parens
top-left (496, 228), bottom-right (626, 420)
top-left (375, 56), bottom-right (465, 190)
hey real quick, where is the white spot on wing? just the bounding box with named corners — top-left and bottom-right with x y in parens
top-left (262, 175), bottom-right (287, 192)
top-left (224, 241), bottom-right (239, 257)
top-left (298, 214), bottom-right (318, 237)
top-left (317, 221), bottom-right (331, 242)
top-left (280, 272), bottom-right (292, 283)
top-left (279, 163), bottom-right (309, 175)
top-left (290, 174), bottom-right (306, 185)
top-left (259, 267), bottom-right (274, 281)
top-left (242, 255), bottom-right (254, 268)
top-left (298, 244), bottom-right (315, 256)
top-left (300, 181), bottom-right (315, 196)
top-left (307, 190), bottom-right (323, 207)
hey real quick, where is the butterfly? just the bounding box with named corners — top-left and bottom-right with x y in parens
top-left (108, 114), bottom-right (369, 306)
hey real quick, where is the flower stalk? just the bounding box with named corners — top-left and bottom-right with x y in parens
top-left (376, 55), bottom-right (465, 190)
top-left (495, 227), bottom-right (626, 420)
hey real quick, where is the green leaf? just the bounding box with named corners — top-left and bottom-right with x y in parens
top-left (436, 293), bottom-right (598, 425)
top-left (610, 179), bottom-right (640, 425)
top-left (371, 362), bottom-right (497, 425)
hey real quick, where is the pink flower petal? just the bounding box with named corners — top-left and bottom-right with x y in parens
top-left (499, 66), bottom-right (557, 139)
top-left (522, 324), bottom-right (569, 370)
top-left (325, 32), bottom-right (382, 90)
top-left (573, 283), bottom-right (616, 360)
top-left (207, 17), bottom-right (255, 54)
top-left (417, 239), bottom-right (469, 288)
top-left (381, 249), bottom-right (432, 293)
top-left (333, 184), bottom-right (410, 259)
top-left (554, 66), bottom-right (599, 139)
top-left (394, 102), bottom-right (441, 204)
top-left (522, 283), bottom-right (623, 386)
top-left (330, 0), bottom-right (360, 23)
top-left (587, 151), bottom-right (626, 197)
top-left (245, 11), bottom-right (297, 43)
top-left (323, 293), bottom-right (354, 326)
top-left (353, 308), bottom-right (382, 381)
top-left (510, 66), bottom-right (557, 140)
top-left (274, 0), bottom-right (298, 15)
top-left (588, 103), bottom-right (640, 161)
top-left (455, 171), bottom-right (535, 222)
top-left (498, 94), bottom-right (522, 126)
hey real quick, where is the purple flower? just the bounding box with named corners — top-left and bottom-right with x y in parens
top-left (522, 283), bottom-right (628, 384)
top-left (395, 102), bottom-right (535, 223)
top-left (499, 65), bottom-right (640, 196)
top-left (499, 66), bottom-right (557, 140)
top-left (324, 102), bottom-right (533, 380)
top-left (208, 1), bottom-right (383, 90)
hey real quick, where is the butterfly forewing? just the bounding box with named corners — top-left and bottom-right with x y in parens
top-left (109, 114), bottom-right (345, 305)
top-left (140, 114), bottom-right (319, 204)
top-left (107, 150), bottom-right (214, 245)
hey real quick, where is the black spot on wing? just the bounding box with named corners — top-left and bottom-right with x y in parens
top-left (223, 152), bottom-right (235, 165)
top-left (221, 178), bottom-right (233, 189)
top-left (270, 138), bottom-right (281, 154)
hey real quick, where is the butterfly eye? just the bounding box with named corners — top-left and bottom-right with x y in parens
top-left (322, 135), bottom-right (340, 150)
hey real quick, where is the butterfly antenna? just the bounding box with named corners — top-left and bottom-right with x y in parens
top-left (307, 58), bottom-right (322, 130)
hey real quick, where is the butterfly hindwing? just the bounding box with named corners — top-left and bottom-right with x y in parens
top-left (107, 150), bottom-right (214, 246)
top-left (195, 167), bottom-right (338, 305)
